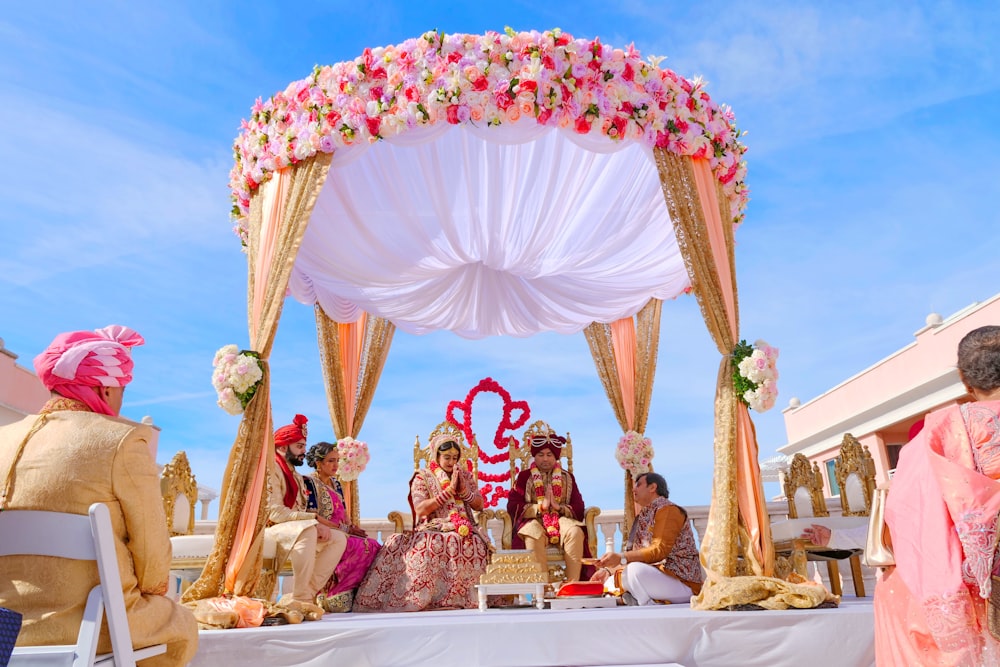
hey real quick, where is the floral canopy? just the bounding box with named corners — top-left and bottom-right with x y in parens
top-left (186, 28), bottom-right (802, 611)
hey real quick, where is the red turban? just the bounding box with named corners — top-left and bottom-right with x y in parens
top-left (275, 414), bottom-right (308, 447)
top-left (530, 433), bottom-right (565, 458)
top-left (33, 325), bottom-right (144, 416)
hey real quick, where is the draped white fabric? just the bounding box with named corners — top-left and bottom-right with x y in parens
top-left (288, 121), bottom-right (690, 338)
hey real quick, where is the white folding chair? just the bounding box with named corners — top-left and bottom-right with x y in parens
top-left (1, 502), bottom-right (167, 667)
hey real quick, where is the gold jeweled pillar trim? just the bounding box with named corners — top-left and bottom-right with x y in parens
top-left (653, 149), bottom-right (739, 578)
top-left (315, 306), bottom-right (396, 525)
top-left (183, 153), bottom-right (333, 602)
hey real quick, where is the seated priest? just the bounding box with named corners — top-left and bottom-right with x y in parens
top-left (265, 415), bottom-right (347, 607)
top-left (591, 472), bottom-right (703, 605)
top-left (507, 432), bottom-right (593, 581)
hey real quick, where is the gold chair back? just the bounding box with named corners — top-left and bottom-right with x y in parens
top-left (783, 453), bottom-right (828, 519)
top-left (834, 434), bottom-right (876, 517)
top-left (412, 420), bottom-right (479, 479)
top-left (160, 451), bottom-right (197, 537)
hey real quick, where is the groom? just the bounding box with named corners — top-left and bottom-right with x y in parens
top-left (506, 432), bottom-right (592, 582)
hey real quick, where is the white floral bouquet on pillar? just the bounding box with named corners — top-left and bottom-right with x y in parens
top-left (336, 437), bottom-right (371, 482)
top-left (211, 345), bottom-right (264, 415)
top-left (732, 339), bottom-right (780, 412)
top-left (615, 431), bottom-right (655, 478)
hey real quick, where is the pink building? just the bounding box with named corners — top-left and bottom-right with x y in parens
top-left (779, 292), bottom-right (1000, 495)
top-left (0, 337), bottom-right (50, 426)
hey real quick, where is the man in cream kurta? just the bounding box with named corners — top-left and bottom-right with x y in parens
top-left (265, 415), bottom-right (346, 605)
top-left (0, 326), bottom-right (197, 667)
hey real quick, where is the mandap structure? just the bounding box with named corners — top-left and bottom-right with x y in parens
top-left (185, 28), bottom-right (823, 610)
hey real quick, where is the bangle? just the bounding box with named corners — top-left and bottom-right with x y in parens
top-left (601, 567), bottom-right (611, 575)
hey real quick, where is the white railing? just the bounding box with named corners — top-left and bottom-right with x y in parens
top-left (186, 497), bottom-right (874, 597)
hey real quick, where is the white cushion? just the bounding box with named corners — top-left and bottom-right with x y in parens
top-left (170, 534), bottom-right (214, 559)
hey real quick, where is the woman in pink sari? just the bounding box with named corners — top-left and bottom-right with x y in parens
top-left (302, 442), bottom-right (380, 613)
top-left (353, 435), bottom-right (491, 612)
top-left (875, 325), bottom-right (1000, 665)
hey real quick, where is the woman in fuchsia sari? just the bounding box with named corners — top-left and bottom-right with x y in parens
top-left (303, 442), bottom-right (380, 612)
top-left (875, 326), bottom-right (1000, 665)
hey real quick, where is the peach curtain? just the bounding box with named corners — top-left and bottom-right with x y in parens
top-left (584, 298), bottom-right (662, 535)
top-left (654, 149), bottom-right (774, 579)
top-left (315, 305), bottom-right (396, 525)
top-left (182, 154), bottom-right (332, 602)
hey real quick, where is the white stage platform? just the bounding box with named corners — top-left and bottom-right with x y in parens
top-left (189, 598), bottom-right (874, 667)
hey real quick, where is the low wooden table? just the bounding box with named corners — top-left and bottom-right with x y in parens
top-left (475, 582), bottom-right (547, 611)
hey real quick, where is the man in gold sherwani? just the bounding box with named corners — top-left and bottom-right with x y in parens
top-left (265, 415), bottom-right (346, 605)
top-left (0, 326), bottom-right (197, 666)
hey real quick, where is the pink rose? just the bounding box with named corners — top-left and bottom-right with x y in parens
top-left (505, 105), bottom-right (521, 122)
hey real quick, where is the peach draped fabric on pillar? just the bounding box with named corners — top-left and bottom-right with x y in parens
top-left (654, 150), bottom-right (774, 582)
top-left (584, 298), bottom-right (662, 535)
top-left (315, 306), bottom-right (396, 525)
top-left (183, 154), bottom-right (332, 602)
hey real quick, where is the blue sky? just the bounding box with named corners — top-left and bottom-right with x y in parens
top-left (2, 1), bottom-right (998, 520)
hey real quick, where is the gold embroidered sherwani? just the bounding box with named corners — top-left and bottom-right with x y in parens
top-left (264, 461), bottom-right (343, 603)
top-left (0, 410), bottom-right (198, 666)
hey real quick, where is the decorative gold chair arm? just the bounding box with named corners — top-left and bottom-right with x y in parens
top-left (476, 508), bottom-right (495, 533)
top-left (584, 506), bottom-right (601, 557)
top-left (495, 509), bottom-right (513, 549)
top-left (387, 510), bottom-right (405, 534)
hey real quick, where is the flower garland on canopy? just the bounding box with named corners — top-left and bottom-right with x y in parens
top-left (211, 345), bottom-right (264, 415)
top-left (615, 431), bottom-right (654, 478)
top-left (445, 377), bottom-right (531, 507)
top-left (229, 27), bottom-right (748, 244)
top-left (732, 339), bottom-right (779, 412)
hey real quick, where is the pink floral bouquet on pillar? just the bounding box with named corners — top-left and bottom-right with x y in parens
top-left (211, 345), bottom-right (264, 415)
top-left (615, 431), bottom-right (655, 478)
top-left (732, 339), bottom-right (779, 412)
top-left (336, 437), bottom-right (371, 482)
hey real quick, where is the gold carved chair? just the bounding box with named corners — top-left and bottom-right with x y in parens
top-left (834, 434), bottom-right (876, 517)
top-left (494, 420), bottom-right (600, 582)
top-left (774, 451), bottom-right (866, 596)
top-left (388, 421), bottom-right (492, 533)
top-left (161, 451), bottom-right (214, 596)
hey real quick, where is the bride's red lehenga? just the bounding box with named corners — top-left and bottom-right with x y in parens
top-left (353, 467), bottom-right (490, 612)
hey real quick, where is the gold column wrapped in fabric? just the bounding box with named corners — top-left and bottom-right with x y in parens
top-left (315, 307), bottom-right (396, 525)
top-left (655, 150), bottom-right (774, 576)
top-left (655, 149), bottom-right (778, 599)
top-left (584, 298), bottom-right (662, 536)
top-left (183, 153), bottom-right (333, 602)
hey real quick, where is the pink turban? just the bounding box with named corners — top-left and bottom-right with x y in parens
top-left (530, 433), bottom-right (565, 458)
top-left (33, 325), bottom-right (145, 416)
top-left (274, 414), bottom-right (308, 447)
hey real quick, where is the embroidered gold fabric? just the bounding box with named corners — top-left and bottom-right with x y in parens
top-left (583, 298), bottom-right (662, 535)
top-left (315, 305), bottom-right (396, 524)
top-left (184, 153), bottom-right (332, 603)
top-left (692, 572), bottom-right (832, 611)
top-left (655, 150), bottom-right (790, 605)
